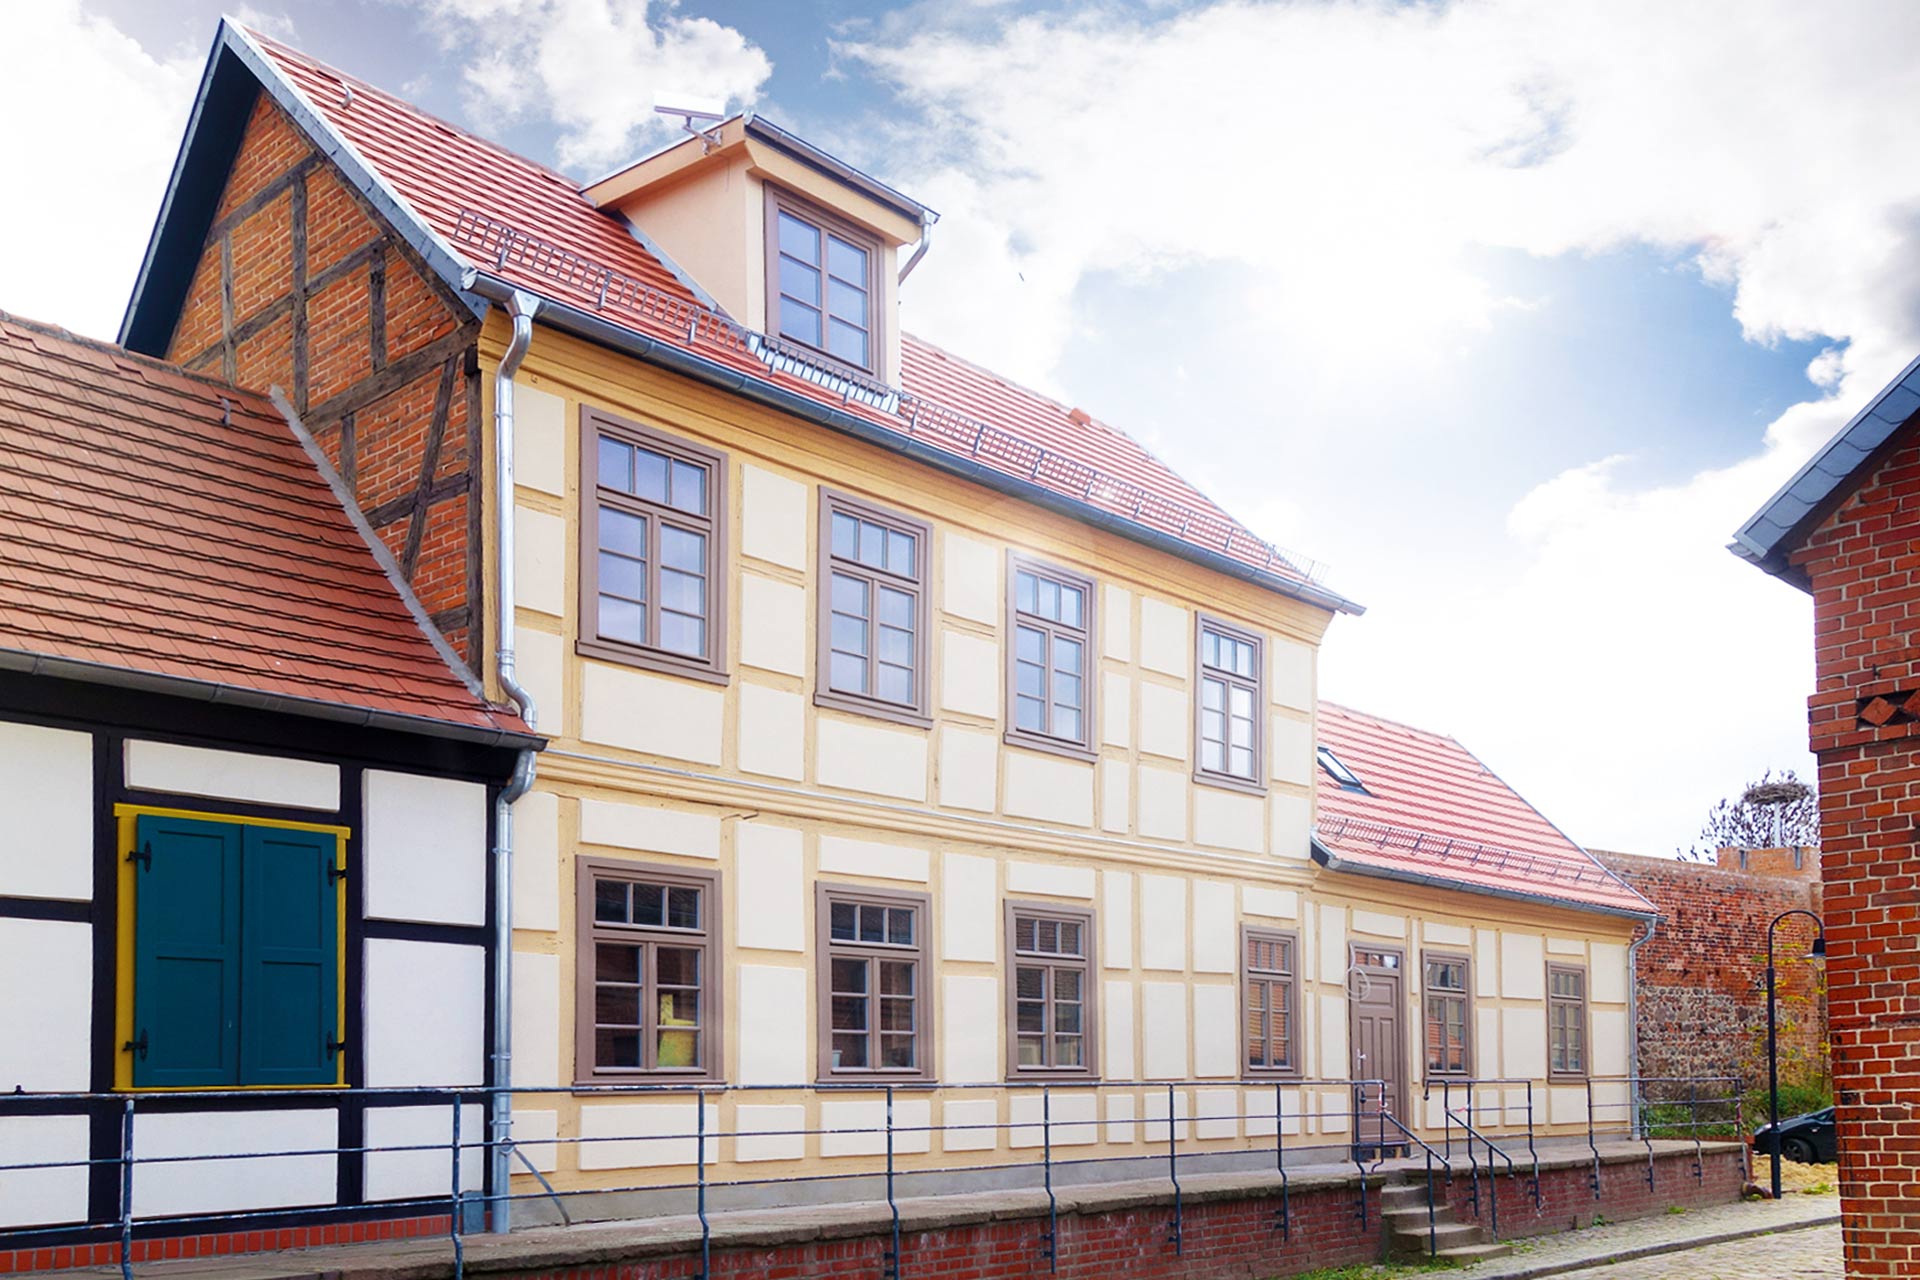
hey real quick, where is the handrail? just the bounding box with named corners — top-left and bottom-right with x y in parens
top-left (1367, 1104), bottom-right (1451, 1259)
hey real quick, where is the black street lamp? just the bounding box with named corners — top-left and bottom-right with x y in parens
top-left (1765, 907), bottom-right (1826, 1199)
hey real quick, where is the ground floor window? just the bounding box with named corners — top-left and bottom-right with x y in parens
top-left (1005, 902), bottom-right (1096, 1077)
top-left (1243, 928), bottom-right (1299, 1075)
top-left (1423, 952), bottom-right (1470, 1077)
top-left (123, 810), bottom-right (344, 1088)
top-left (576, 858), bottom-right (721, 1081)
top-left (817, 884), bottom-right (932, 1080)
top-left (1549, 964), bottom-right (1588, 1077)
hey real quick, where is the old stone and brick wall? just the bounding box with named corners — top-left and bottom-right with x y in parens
top-left (1789, 429), bottom-right (1920, 1278)
top-left (1598, 848), bottom-right (1826, 1090)
top-left (164, 92), bottom-right (483, 663)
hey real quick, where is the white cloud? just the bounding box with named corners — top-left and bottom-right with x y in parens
top-left (0, 2), bottom-right (199, 340)
top-left (403, 0), bottom-right (773, 172)
top-left (838, 0), bottom-right (1920, 849)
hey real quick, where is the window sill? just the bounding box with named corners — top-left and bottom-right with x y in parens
top-left (1002, 731), bottom-right (1098, 764)
top-left (578, 638), bottom-right (730, 686)
top-left (573, 1073), bottom-right (726, 1092)
top-left (1243, 1069), bottom-right (1303, 1081)
top-left (1192, 768), bottom-right (1269, 799)
top-left (813, 690), bottom-right (932, 730)
top-left (814, 1075), bottom-right (939, 1090)
top-left (1006, 1070), bottom-right (1103, 1084)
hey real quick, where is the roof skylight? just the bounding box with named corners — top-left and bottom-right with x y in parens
top-left (1317, 746), bottom-right (1368, 792)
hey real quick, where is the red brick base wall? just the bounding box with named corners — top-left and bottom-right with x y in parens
top-left (1439, 1148), bottom-right (1747, 1243)
top-left (0, 1215), bottom-right (449, 1275)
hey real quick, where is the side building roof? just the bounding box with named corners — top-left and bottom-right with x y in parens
top-left (0, 312), bottom-right (533, 748)
top-left (1313, 702), bottom-right (1654, 918)
top-left (1732, 352), bottom-right (1920, 588)
top-left (119, 20), bottom-right (1360, 618)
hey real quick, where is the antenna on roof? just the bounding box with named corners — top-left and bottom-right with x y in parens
top-left (654, 91), bottom-right (727, 153)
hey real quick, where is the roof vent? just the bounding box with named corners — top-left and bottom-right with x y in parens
top-left (1067, 407), bottom-right (1092, 426)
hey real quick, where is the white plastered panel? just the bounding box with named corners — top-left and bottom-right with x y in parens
top-left (0, 1115), bottom-right (89, 1228)
top-left (736, 965), bottom-right (809, 1085)
top-left (580, 662), bottom-right (724, 764)
top-left (739, 465), bottom-right (808, 570)
top-left (124, 740), bottom-right (338, 810)
top-left (736, 822), bottom-right (805, 952)
top-left (364, 938), bottom-right (485, 1087)
top-left (363, 770), bottom-right (487, 926)
top-left (1139, 874), bottom-right (1187, 971)
top-left (738, 682), bottom-right (805, 781)
top-left (0, 720), bottom-right (92, 900)
top-left (817, 717), bottom-right (927, 801)
top-left (577, 1102), bottom-right (719, 1168)
top-left (1141, 982), bottom-right (1189, 1078)
top-left (941, 852), bottom-right (997, 961)
top-left (0, 918), bottom-right (90, 1090)
top-left (132, 1109), bottom-right (338, 1218)
top-left (511, 789), bottom-right (560, 932)
top-left (363, 1104), bottom-right (484, 1201)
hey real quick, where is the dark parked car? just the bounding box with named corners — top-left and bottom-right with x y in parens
top-left (1753, 1107), bottom-right (1837, 1164)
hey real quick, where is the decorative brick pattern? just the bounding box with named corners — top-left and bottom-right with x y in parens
top-left (164, 95), bottom-right (482, 665)
top-left (1598, 849), bottom-right (1826, 1085)
top-left (1787, 429), bottom-right (1920, 1277)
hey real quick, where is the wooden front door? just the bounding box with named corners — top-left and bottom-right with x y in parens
top-left (1348, 945), bottom-right (1406, 1153)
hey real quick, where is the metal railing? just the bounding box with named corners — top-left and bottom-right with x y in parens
top-left (1427, 1077), bottom-right (1541, 1240)
top-left (0, 1074), bottom-right (1746, 1279)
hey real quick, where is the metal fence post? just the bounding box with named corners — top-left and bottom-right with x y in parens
top-left (884, 1086), bottom-right (901, 1280)
top-left (1585, 1085), bottom-right (1602, 1200)
top-left (450, 1098), bottom-right (465, 1280)
top-left (696, 1089), bottom-right (711, 1280)
top-left (118, 1098), bottom-right (134, 1280)
top-left (1166, 1082), bottom-right (1183, 1255)
top-left (1040, 1085), bottom-right (1057, 1273)
top-left (1273, 1082), bottom-right (1290, 1239)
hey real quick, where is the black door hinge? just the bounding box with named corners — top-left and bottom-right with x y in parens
top-left (124, 1031), bottom-right (148, 1061)
top-left (127, 841), bottom-right (151, 870)
top-left (329, 863), bottom-right (348, 884)
top-left (326, 1036), bottom-right (348, 1057)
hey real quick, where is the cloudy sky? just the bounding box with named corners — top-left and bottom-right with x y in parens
top-left (10, 0), bottom-right (1917, 855)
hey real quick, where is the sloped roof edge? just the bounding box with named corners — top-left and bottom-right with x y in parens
top-left (1731, 350), bottom-right (1920, 589)
top-left (1310, 836), bottom-right (1657, 920)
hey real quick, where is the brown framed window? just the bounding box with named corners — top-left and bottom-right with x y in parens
top-left (1005, 557), bottom-right (1096, 759)
top-left (816, 884), bottom-right (933, 1081)
top-left (1005, 902), bottom-right (1098, 1078)
top-left (574, 858), bottom-right (721, 1083)
top-left (766, 187), bottom-right (881, 375)
top-left (1243, 927), bottom-right (1299, 1076)
top-left (1424, 953), bottom-right (1471, 1077)
top-left (1548, 964), bottom-right (1588, 1078)
top-left (816, 491), bottom-right (931, 724)
top-left (578, 408), bottom-right (728, 682)
top-left (1195, 617), bottom-right (1265, 791)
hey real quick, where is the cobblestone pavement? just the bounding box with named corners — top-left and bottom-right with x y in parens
top-left (1458, 1193), bottom-right (1840, 1279)
top-left (1541, 1223), bottom-right (1839, 1278)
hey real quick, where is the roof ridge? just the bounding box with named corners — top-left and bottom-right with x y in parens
top-left (242, 28), bottom-right (585, 196)
top-left (0, 311), bottom-right (275, 405)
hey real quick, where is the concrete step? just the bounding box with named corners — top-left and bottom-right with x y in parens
top-left (1435, 1242), bottom-right (1516, 1262)
top-left (1377, 1184), bottom-right (1432, 1209)
top-left (1381, 1206), bottom-right (1459, 1230)
top-left (1388, 1219), bottom-right (1493, 1256)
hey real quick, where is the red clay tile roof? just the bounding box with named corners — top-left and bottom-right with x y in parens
top-left (245, 29), bottom-right (1344, 606)
top-left (0, 312), bottom-right (525, 741)
top-left (1315, 703), bottom-right (1651, 915)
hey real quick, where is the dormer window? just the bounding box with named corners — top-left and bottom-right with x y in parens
top-left (1318, 746), bottom-right (1367, 792)
top-left (767, 188), bottom-right (880, 374)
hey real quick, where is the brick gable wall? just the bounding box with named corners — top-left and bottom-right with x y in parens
top-left (1789, 428), bottom-right (1920, 1277)
top-left (164, 92), bottom-right (483, 665)
top-left (1598, 849), bottom-right (1825, 1089)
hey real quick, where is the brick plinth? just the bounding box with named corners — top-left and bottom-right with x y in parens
top-left (1788, 429), bottom-right (1920, 1277)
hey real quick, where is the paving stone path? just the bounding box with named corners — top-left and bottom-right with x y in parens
top-left (1454, 1192), bottom-right (1839, 1279)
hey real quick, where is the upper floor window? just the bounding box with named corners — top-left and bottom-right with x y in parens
top-left (1243, 928), bottom-right (1299, 1076)
top-left (767, 188), bottom-right (880, 374)
top-left (575, 858), bottom-right (721, 1082)
top-left (1548, 964), bottom-right (1588, 1078)
top-left (1195, 617), bottom-right (1265, 790)
top-left (579, 408), bottom-right (728, 682)
top-left (1005, 903), bottom-right (1097, 1078)
top-left (1424, 953), bottom-right (1470, 1077)
top-left (1006, 557), bottom-right (1096, 758)
top-left (817, 491), bottom-right (930, 724)
top-left (817, 885), bottom-right (932, 1080)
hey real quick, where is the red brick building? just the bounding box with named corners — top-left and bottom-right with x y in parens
top-left (1596, 848), bottom-right (1825, 1091)
top-left (1735, 357), bottom-right (1920, 1277)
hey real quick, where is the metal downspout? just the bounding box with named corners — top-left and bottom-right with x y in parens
top-left (489, 288), bottom-right (542, 1233)
top-left (1626, 914), bottom-right (1658, 1136)
top-left (897, 215), bottom-right (933, 283)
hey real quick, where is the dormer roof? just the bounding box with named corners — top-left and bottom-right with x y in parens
top-left (120, 21), bottom-right (1361, 617)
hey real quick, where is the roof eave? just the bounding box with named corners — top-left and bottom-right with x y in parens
top-left (0, 648), bottom-right (542, 753)
top-left (1731, 349), bottom-right (1920, 585)
top-left (1311, 836), bottom-right (1658, 922)
top-left (464, 269), bottom-right (1364, 617)
top-left (741, 115), bottom-right (937, 225)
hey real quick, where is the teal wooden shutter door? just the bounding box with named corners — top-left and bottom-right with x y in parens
top-left (132, 815), bottom-right (243, 1087)
top-left (238, 826), bottom-right (340, 1085)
